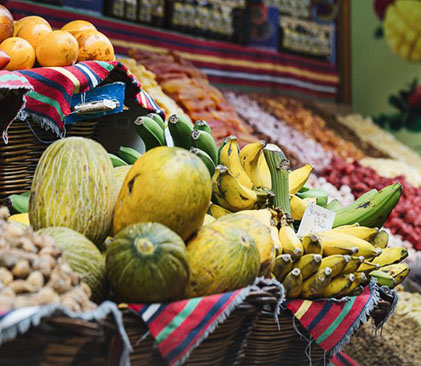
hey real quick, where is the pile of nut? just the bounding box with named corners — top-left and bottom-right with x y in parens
top-left (0, 207), bottom-right (96, 312)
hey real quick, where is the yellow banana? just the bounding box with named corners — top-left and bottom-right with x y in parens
top-left (380, 263), bottom-right (410, 285)
top-left (257, 152), bottom-right (271, 189)
top-left (357, 261), bottom-right (380, 274)
top-left (330, 226), bottom-right (379, 242)
top-left (318, 274), bottom-right (356, 298)
top-left (290, 195), bottom-right (316, 221)
top-left (301, 267), bottom-right (333, 299)
top-left (293, 254), bottom-right (322, 279)
top-left (289, 164), bottom-right (313, 194)
top-left (272, 254), bottom-right (293, 282)
top-left (302, 234), bottom-right (323, 255)
top-left (8, 213), bottom-right (29, 225)
top-left (219, 136), bottom-right (253, 189)
top-left (318, 232), bottom-right (380, 257)
top-left (343, 256), bottom-right (365, 274)
top-left (208, 203), bottom-right (232, 218)
top-left (370, 247), bottom-right (408, 267)
top-left (213, 165), bottom-right (258, 211)
top-left (319, 254), bottom-right (350, 277)
top-left (239, 141), bottom-right (271, 189)
top-left (340, 273), bottom-right (367, 296)
top-left (283, 268), bottom-right (303, 298)
top-left (279, 225), bottom-right (303, 260)
top-left (270, 226), bottom-right (282, 254)
top-left (372, 230), bottom-right (389, 249)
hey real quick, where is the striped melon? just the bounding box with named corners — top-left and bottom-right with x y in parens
top-left (37, 226), bottom-right (106, 302)
top-left (111, 165), bottom-right (132, 206)
top-left (29, 137), bottom-right (113, 245)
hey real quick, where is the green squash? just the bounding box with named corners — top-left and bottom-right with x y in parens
top-left (106, 222), bottom-right (189, 303)
top-left (37, 226), bottom-right (106, 302)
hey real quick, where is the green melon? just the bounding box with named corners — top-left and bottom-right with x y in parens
top-left (185, 220), bottom-right (260, 297)
top-left (106, 222), bottom-right (189, 303)
top-left (113, 147), bottom-right (212, 240)
top-left (111, 165), bottom-right (132, 206)
top-left (37, 226), bottom-right (106, 302)
top-left (29, 137), bottom-right (114, 245)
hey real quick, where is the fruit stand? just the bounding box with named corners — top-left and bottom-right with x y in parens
top-left (0, 2), bottom-right (418, 366)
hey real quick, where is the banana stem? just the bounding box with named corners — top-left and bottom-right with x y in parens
top-left (263, 144), bottom-right (291, 217)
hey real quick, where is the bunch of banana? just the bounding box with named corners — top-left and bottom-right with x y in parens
top-left (134, 114), bottom-right (166, 151)
top-left (115, 146), bottom-right (141, 165)
top-left (2, 192), bottom-right (30, 214)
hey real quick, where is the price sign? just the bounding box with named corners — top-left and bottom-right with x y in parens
top-left (297, 202), bottom-right (336, 237)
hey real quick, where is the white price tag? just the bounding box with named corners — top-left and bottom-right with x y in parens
top-left (297, 203), bottom-right (336, 237)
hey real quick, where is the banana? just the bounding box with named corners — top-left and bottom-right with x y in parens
top-left (289, 164), bottom-right (313, 194)
top-left (208, 203), bottom-right (232, 218)
top-left (272, 254), bottom-right (293, 282)
top-left (117, 146), bottom-right (141, 164)
top-left (134, 116), bottom-right (166, 150)
top-left (271, 226), bottom-right (283, 254)
top-left (349, 286), bottom-right (364, 296)
top-left (283, 268), bottom-right (303, 298)
top-left (302, 234), bottom-right (323, 255)
top-left (370, 247), bottom-right (408, 267)
top-left (372, 230), bottom-right (389, 249)
top-left (279, 225), bottom-right (303, 260)
top-left (357, 261), bottom-right (381, 273)
top-left (369, 270), bottom-right (397, 288)
top-left (318, 232), bottom-right (380, 258)
top-left (21, 191), bottom-right (30, 198)
top-left (8, 213), bottom-right (29, 226)
top-left (354, 189), bottom-right (379, 204)
top-left (191, 130), bottom-right (218, 165)
top-left (212, 165), bottom-right (258, 211)
top-left (290, 195), bottom-right (316, 221)
top-left (330, 226), bottom-right (379, 242)
top-left (297, 188), bottom-right (328, 208)
top-left (108, 153), bottom-right (128, 167)
top-left (380, 263), bottom-right (410, 285)
top-left (4, 194), bottom-right (29, 214)
top-left (193, 119), bottom-right (212, 135)
top-left (293, 254), bottom-right (322, 279)
top-left (343, 256), bottom-right (365, 274)
top-left (333, 183), bottom-right (402, 228)
top-left (326, 199), bottom-right (342, 212)
top-left (219, 136), bottom-right (254, 189)
top-left (301, 267), bottom-right (333, 299)
top-left (168, 114), bottom-right (193, 150)
top-left (319, 254), bottom-right (350, 277)
top-left (217, 137), bottom-right (229, 164)
top-left (239, 141), bottom-right (270, 189)
top-left (340, 273), bottom-right (367, 296)
top-left (190, 147), bottom-right (215, 176)
top-left (319, 274), bottom-right (356, 298)
top-left (147, 113), bottom-right (166, 130)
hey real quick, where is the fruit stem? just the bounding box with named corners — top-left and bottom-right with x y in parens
top-left (263, 144), bottom-right (291, 217)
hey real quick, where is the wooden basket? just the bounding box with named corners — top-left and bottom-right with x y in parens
top-left (0, 119), bottom-right (106, 199)
top-left (123, 284), bottom-right (325, 366)
top-left (0, 314), bottom-right (123, 366)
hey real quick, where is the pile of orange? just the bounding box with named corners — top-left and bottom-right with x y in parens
top-left (0, 5), bottom-right (115, 71)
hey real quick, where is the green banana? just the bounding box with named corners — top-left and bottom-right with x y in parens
top-left (296, 188), bottom-right (328, 208)
top-left (283, 268), bottom-right (303, 298)
top-left (177, 113), bottom-right (194, 128)
top-left (190, 147), bottom-right (215, 176)
top-left (134, 116), bottom-right (166, 150)
top-left (333, 184), bottom-right (402, 228)
top-left (380, 263), bottom-right (410, 285)
top-left (191, 130), bottom-right (218, 164)
top-left (147, 113), bottom-right (166, 130)
top-left (4, 194), bottom-right (29, 214)
top-left (108, 153), bottom-right (128, 167)
top-left (117, 146), bottom-right (142, 165)
top-left (354, 189), bottom-right (379, 205)
top-left (167, 114), bottom-right (193, 150)
top-left (272, 254), bottom-right (293, 282)
top-left (193, 120), bottom-right (212, 134)
top-left (21, 191), bottom-right (30, 198)
top-left (369, 270), bottom-right (397, 288)
top-left (326, 199), bottom-right (342, 212)
top-left (372, 230), bottom-right (389, 249)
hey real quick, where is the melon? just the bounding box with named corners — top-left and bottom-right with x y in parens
top-left (111, 165), bottom-right (132, 206)
top-left (37, 226), bottom-right (106, 302)
top-left (29, 137), bottom-right (114, 245)
top-left (113, 147), bottom-right (212, 240)
top-left (106, 222), bottom-right (189, 303)
top-left (185, 220), bottom-right (260, 297)
top-left (217, 214), bottom-right (275, 277)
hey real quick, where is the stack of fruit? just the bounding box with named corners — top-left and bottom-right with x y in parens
top-left (0, 5), bottom-right (114, 70)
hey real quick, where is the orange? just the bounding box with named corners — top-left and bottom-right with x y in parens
top-left (17, 20), bottom-right (52, 50)
top-left (0, 37), bottom-right (35, 70)
top-left (13, 16), bottom-right (49, 37)
top-left (0, 5), bottom-right (14, 43)
top-left (61, 20), bottom-right (97, 36)
top-left (75, 30), bottom-right (114, 62)
top-left (36, 30), bottom-right (78, 67)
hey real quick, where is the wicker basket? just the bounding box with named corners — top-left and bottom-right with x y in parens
top-left (123, 284), bottom-right (325, 366)
top-left (0, 119), bottom-right (106, 199)
top-left (0, 314), bottom-right (123, 366)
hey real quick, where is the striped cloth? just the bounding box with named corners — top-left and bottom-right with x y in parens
top-left (330, 351), bottom-right (360, 366)
top-left (6, 0), bottom-right (340, 103)
top-left (0, 71), bottom-right (33, 143)
top-left (11, 60), bottom-right (164, 138)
